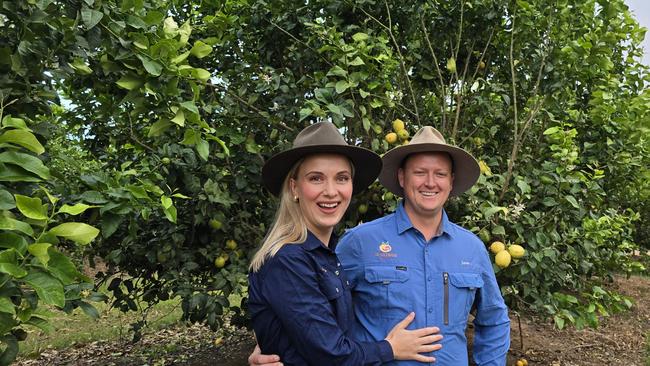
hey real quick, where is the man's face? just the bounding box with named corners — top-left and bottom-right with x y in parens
top-left (397, 152), bottom-right (454, 220)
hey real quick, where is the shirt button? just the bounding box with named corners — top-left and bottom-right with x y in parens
top-left (335, 270), bottom-right (340, 276)
top-left (337, 262), bottom-right (341, 267)
top-left (427, 276), bottom-right (432, 281)
top-left (428, 308), bottom-right (433, 313)
top-left (335, 287), bottom-right (339, 293)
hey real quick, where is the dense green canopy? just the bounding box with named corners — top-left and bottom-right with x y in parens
top-left (0, 0), bottom-right (648, 362)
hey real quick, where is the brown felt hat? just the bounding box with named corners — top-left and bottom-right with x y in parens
top-left (379, 126), bottom-right (479, 197)
top-left (262, 122), bottom-right (382, 196)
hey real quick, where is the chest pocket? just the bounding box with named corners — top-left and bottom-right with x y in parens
top-left (446, 272), bottom-right (484, 326)
top-left (363, 265), bottom-right (411, 318)
top-left (318, 268), bottom-right (353, 330)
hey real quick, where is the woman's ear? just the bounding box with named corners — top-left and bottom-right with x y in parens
top-left (289, 178), bottom-right (297, 198)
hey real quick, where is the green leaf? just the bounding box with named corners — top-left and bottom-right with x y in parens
top-left (0, 129), bottom-right (45, 154)
top-left (125, 185), bottom-right (149, 200)
top-left (171, 109), bottom-right (185, 126)
top-left (0, 233), bottom-right (27, 254)
top-left (15, 194), bottom-right (48, 220)
top-left (196, 138), bottom-right (209, 161)
top-left (0, 263), bottom-right (27, 278)
top-left (0, 151), bottom-right (50, 179)
top-left (190, 41), bottom-right (212, 58)
top-left (81, 6), bottom-right (103, 29)
top-left (28, 243), bottom-right (51, 266)
top-left (565, 195), bottom-right (580, 209)
top-left (57, 203), bottom-right (95, 215)
top-left (554, 315), bottom-right (565, 329)
top-left (1, 116), bottom-right (30, 130)
top-left (22, 271), bottom-right (65, 307)
top-left (192, 68), bottom-right (211, 81)
top-left (70, 59), bottom-right (93, 75)
top-left (160, 196), bottom-right (173, 209)
top-left (163, 17), bottom-right (179, 37)
top-left (25, 316), bottom-right (53, 333)
top-left (116, 74), bottom-right (142, 90)
top-left (0, 297), bottom-right (15, 315)
top-left (335, 80), bottom-right (350, 94)
top-left (543, 126), bottom-right (560, 135)
top-left (0, 333), bottom-right (19, 365)
top-left (327, 66), bottom-right (347, 77)
top-left (79, 301), bottom-right (100, 319)
top-left (0, 190), bottom-right (15, 210)
top-left (180, 101), bottom-right (199, 115)
top-left (136, 54), bottom-right (163, 76)
top-left (352, 32), bottom-right (369, 42)
top-left (0, 215), bottom-right (34, 236)
top-left (148, 119), bottom-right (172, 137)
top-left (171, 51), bottom-right (190, 64)
top-left (348, 56), bottom-right (364, 66)
top-left (163, 204), bottom-right (177, 223)
top-left (48, 223), bottom-right (100, 245)
top-left (48, 248), bottom-right (82, 284)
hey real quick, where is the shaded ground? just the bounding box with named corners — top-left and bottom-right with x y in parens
top-left (16, 275), bottom-right (649, 366)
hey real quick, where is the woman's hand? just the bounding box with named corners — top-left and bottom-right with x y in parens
top-left (385, 312), bottom-right (443, 363)
top-left (248, 344), bottom-right (283, 366)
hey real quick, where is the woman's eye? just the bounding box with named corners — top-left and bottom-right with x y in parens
top-left (337, 175), bottom-right (351, 182)
top-left (309, 176), bottom-right (323, 182)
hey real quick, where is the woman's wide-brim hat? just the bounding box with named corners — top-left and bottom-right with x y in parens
top-left (379, 126), bottom-right (480, 197)
top-left (262, 122), bottom-right (382, 196)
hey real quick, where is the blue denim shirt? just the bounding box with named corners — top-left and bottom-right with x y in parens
top-left (336, 202), bottom-right (510, 366)
top-left (248, 231), bottom-right (394, 365)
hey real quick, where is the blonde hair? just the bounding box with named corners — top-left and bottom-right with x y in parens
top-left (250, 159), bottom-right (308, 272)
top-left (249, 154), bottom-right (356, 272)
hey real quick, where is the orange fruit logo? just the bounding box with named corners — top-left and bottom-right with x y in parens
top-left (379, 242), bottom-right (392, 253)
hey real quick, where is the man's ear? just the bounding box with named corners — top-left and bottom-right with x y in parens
top-left (397, 168), bottom-right (405, 189)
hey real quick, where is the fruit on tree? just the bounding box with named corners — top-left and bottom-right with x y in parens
top-left (209, 219), bottom-right (223, 230)
top-left (214, 256), bottom-right (226, 268)
top-left (385, 132), bottom-right (398, 144)
top-left (358, 204), bottom-right (368, 214)
top-left (446, 57), bottom-right (457, 73)
top-left (392, 119), bottom-right (405, 132)
top-left (508, 244), bottom-right (526, 259)
top-left (397, 129), bottom-right (409, 140)
top-left (495, 250), bottom-right (512, 268)
top-left (226, 239), bottom-right (237, 250)
top-left (490, 241), bottom-right (505, 254)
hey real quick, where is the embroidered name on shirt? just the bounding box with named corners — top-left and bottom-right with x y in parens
top-left (461, 261), bottom-right (471, 265)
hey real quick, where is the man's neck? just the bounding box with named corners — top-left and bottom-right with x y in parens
top-left (403, 204), bottom-right (443, 242)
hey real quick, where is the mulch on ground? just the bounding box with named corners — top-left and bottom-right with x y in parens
top-left (15, 275), bottom-right (649, 366)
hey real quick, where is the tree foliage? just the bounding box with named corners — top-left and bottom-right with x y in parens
top-left (1, 0), bottom-right (649, 361)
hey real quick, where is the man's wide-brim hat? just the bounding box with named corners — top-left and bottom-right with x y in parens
top-left (379, 126), bottom-right (480, 197)
top-left (262, 122), bottom-right (382, 196)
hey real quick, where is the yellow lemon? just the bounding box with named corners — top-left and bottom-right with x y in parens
top-left (226, 239), bottom-right (237, 250)
top-left (495, 250), bottom-right (512, 268)
top-left (490, 241), bottom-right (506, 254)
top-left (385, 132), bottom-right (398, 144)
top-left (358, 204), bottom-right (368, 214)
top-left (446, 57), bottom-right (457, 73)
top-left (392, 119), bottom-right (405, 132)
top-left (209, 219), bottom-right (222, 230)
top-left (508, 244), bottom-right (525, 259)
top-left (397, 129), bottom-right (409, 140)
top-left (214, 256), bottom-right (226, 268)
top-left (478, 160), bottom-right (492, 176)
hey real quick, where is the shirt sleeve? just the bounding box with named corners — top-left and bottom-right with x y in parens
top-left (472, 247), bottom-right (511, 366)
top-left (261, 250), bottom-right (393, 365)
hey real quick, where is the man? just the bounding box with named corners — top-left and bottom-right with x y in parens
top-left (250, 126), bottom-right (510, 365)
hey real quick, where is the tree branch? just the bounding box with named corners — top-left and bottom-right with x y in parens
top-left (420, 14), bottom-right (448, 129)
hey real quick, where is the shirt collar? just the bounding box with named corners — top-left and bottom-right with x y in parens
top-left (303, 230), bottom-right (338, 252)
top-left (395, 200), bottom-right (454, 238)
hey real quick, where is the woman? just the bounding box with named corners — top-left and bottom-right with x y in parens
top-left (248, 122), bottom-right (441, 365)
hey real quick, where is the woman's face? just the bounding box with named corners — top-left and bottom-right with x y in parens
top-left (290, 154), bottom-right (353, 242)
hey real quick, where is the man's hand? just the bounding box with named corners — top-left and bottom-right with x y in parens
top-left (248, 344), bottom-right (283, 366)
top-left (385, 312), bottom-right (443, 363)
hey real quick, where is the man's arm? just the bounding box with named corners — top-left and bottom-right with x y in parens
top-left (472, 248), bottom-right (511, 366)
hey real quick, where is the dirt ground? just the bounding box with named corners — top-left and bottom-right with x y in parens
top-left (16, 275), bottom-right (649, 366)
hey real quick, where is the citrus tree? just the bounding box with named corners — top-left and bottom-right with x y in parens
top-left (1, 0), bottom-right (648, 360)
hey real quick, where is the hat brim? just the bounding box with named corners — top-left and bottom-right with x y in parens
top-left (262, 145), bottom-right (382, 196)
top-left (379, 143), bottom-right (480, 197)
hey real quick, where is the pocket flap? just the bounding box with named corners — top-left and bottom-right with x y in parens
top-left (448, 272), bottom-right (483, 289)
top-left (364, 265), bottom-right (408, 283)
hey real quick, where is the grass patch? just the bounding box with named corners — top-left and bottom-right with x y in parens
top-left (19, 297), bottom-right (183, 359)
top-left (646, 331), bottom-right (650, 366)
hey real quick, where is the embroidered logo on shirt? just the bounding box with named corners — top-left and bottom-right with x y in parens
top-left (379, 242), bottom-right (392, 253)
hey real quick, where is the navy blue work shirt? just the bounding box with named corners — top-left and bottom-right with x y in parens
top-left (248, 231), bottom-right (394, 365)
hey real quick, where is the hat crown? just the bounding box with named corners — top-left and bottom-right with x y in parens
top-left (293, 122), bottom-right (347, 148)
top-left (410, 126), bottom-right (446, 145)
